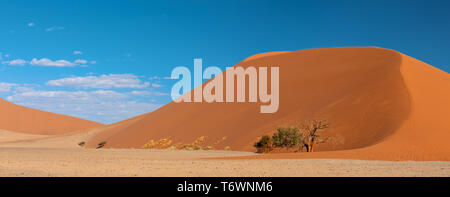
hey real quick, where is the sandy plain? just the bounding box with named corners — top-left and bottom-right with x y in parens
top-left (1, 147), bottom-right (449, 177)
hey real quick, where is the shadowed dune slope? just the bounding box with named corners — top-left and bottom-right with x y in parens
top-left (0, 99), bottom-right (103, 135)
top-left (84, 46), bottom-right (449, 161)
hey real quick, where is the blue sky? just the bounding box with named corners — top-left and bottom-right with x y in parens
top-left (0, 0), bottom-right (449, 123)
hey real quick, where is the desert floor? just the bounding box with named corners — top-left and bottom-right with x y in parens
top-left (1, 129), bottom-right (449, 177)
top-left (1, 147), bottom-right (450, 177)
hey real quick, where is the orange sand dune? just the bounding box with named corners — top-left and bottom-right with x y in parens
top-left (86, 47), bottom-right (450, 161)
top-left (0, 98), bottom-right (103, 135)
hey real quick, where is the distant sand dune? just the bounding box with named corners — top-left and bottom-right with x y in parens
top-left (0, 99), bottom-right (103, 135)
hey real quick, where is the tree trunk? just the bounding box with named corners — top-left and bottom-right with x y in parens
top-left (310, 138), bottom-right (315, 152)
top-left (305, 145), bottom-right (310, 152)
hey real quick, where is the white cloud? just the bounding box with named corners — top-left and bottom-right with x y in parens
top-left (46, 74), bottom-right (150, 89)
top-left (0, 82), bottom-right (17, 93)
top-left (73, 51), bottom-right (82, 55)
top-left (92, 90), bottom-right (128, 98)
top-left (131, 90), bottom-right (151, 96)
top-left (74, 59), bottom-right (88, 64)
top-left (153, 91), bottom-right (169, 96)
top-left (90, 61), bottom-right (97, 64)
top-left (10, 90), bottom-right (127, 100)
top-left (28, 22), bottom-right (35, 27)
top-left (2, 59), bottom-right (27, 66)
top-left (30, 58), bottom-right (76, 67)
top-left (149, 76), bottom-right (176, 80)
top-left (45, 26), bottom-right (64, 32)
top-left (151, 83), bottom-right (162, 88)
top-left (130, 90), bottom-right (168, 97)
top-left (2, 58), bottom-right (95, 67)
top-left (13, 86), bottom-right (35, 93)
top-left (7, 89), bottom-right (160, 124)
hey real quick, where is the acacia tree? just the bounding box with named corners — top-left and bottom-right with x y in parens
top-left (300, 120), bottom-right (329, 152)
top-left (272, 126), bottom-right (303, 149)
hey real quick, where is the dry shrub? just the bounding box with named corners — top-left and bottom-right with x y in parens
top-left (97, 141), bottom-right (107, 149)
top-left (203, 146), bottom-right (212, 150)
top-left (192, 136), bottom-right (206, 146)
top-left (213, 136), bottom-right (228, 146)
top-left (142, 138), bottom-right (173, 149)
top-left (194, 145), bottom-right (202, 150)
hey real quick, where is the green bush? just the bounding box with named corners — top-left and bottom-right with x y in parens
top-left (167, 145), bottom-right (177, 150)
top-left (194, 145), bottom-right (202, 150)
top-left (272, 126), bottom-right (303, 148)
top-left (253, 135), bottom-right (273, 153)
top-left (203, 146), bottom-right (212, 150)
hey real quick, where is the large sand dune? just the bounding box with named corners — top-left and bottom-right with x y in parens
top-left (84, 47), bottom-right (450, 161)
top-left (0, 98), bottom-right (102, 135)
